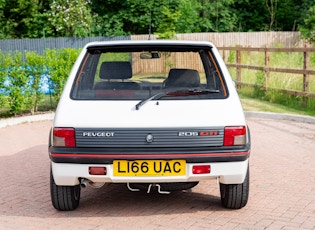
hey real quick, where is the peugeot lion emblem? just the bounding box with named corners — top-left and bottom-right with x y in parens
top-left (146, 133), bottom-right (154, 143)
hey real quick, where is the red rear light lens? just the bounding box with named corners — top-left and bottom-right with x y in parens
top-left (53, 128), bottom-right (76, 147)
top-left (223, 126), bottom-right (246, 146)
top-left (89, 167), bottom-right (107, 175)
top-left (192, 165), bottom-right (211, 174)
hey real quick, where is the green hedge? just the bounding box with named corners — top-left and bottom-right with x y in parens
top-left (0, 48), bottom-right (80, 116)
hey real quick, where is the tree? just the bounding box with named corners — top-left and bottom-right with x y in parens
top-left (90, 0), bottom-right (150, 36)
top-left (90, 0), bottom-right (190, 36)
top-left (198, 0), bottom-right (237, 32)
top-left (0, 0), bottom-right (6, 38)
top-left (155, 6), bottom-right (181, 39)
top-left (0, 0), bottom-right (51, 38)
top-left (48, 0), bottom-right (93, 37)
top-left (176, 0), bottom-right (202, 33)
top-left (24, 0), bottom-right (53, 38)
top-left (274, 0), bottom-right (298, 31)
top-left (233, 0), bottom-right (269, 31)
top-left (299, 5), bottom-right (315, 43)
top-left (0, 0), bottom-right (313, 38)
top-left (265, 0), bottom-right (278, 31)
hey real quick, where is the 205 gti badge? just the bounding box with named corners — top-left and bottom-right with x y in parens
top-left (178, 131), bottom-right (219, 136)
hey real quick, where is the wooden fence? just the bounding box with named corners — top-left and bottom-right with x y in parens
top-left (0, 32), bottom-right (306, 54)
top-left (133, 32), bottom-right (306, 48)
top-left (217, 46), bottom-right (315, 99)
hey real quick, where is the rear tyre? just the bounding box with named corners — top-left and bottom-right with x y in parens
top-left (50, 167), bottom-right (81, 211)
top-left (219, 165), bottom-right (249, 209)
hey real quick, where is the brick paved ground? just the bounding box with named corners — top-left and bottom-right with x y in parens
top-left (0, 117), bottom-right (314, 229)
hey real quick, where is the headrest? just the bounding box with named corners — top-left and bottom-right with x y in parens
top-left (164, 68), bottom-right (200, 88)
top-left (100, 62), bottom-right (132, 80)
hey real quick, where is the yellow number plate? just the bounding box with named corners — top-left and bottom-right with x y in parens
top-left (113, 160), bottom-right (186, 176)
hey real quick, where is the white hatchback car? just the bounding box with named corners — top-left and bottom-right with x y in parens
top-left (49, 40), bottom-right (251, 211)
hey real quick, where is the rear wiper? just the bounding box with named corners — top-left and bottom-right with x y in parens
top-left (135, 89), bottom-right (219, 110)
top-left (135, 92), bottom-right (165, 110)
top-left (165, 89), bottom-right (220, 97)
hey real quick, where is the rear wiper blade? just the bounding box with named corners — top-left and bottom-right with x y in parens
top-left (135, 92), bottom-right (165, 110)
top-left (135, 89), bottom-right (219, 110)
top-left (166, 89), bottom-right (220, 96)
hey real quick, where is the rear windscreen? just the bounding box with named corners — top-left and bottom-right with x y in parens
top-left (71, 45), bottom-right (228, 100)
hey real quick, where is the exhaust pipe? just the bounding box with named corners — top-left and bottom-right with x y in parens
top-left (80, 179), bottom-right (105, 188)
top-left (80, 179), bottom-right (88, 188)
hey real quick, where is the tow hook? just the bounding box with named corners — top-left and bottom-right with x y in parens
top-left (127, 183), bottom-right (140, 192)
top-left (147, 184), bottom-right (170, 194)
top-left (126, 183), bottom-right (171, 194)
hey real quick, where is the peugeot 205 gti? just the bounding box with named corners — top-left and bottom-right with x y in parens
top-left (49, 40), bottom-right (251, 211)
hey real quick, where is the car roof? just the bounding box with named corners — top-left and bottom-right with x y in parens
top-left (85, 40), bottom-right (214, 49)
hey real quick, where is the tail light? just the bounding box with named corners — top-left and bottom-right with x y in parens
top-left (223, 126), bottom-right (246, 146)
top-left (53, 128), bottom-right (76, 147)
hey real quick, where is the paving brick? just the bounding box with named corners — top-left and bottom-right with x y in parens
top-left (0, 118), bottom-right (314, 229)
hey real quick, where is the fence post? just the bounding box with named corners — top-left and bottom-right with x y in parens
top-left (222, 50), bottom-right (226, 62)
top-left (264, 46), bottom-right (270, 89)
top-left (236, 46), bottom-right (242, 88)
top-left (303, 44), bottom-right (310, 105)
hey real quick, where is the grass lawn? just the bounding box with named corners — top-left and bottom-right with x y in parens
top-left (239, 94), bottom-right (315, 117)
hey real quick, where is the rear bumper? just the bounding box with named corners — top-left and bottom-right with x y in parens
top-left (51, 159), bottom-right (249, 186)
top-left (49, 145), bottom-right (251, 164)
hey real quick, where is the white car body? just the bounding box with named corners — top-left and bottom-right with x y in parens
top-left (49, 40), bottom-right (251, 210)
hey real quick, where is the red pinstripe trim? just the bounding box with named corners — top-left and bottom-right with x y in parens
top-left (50, 151), bottom-right (249, 159)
